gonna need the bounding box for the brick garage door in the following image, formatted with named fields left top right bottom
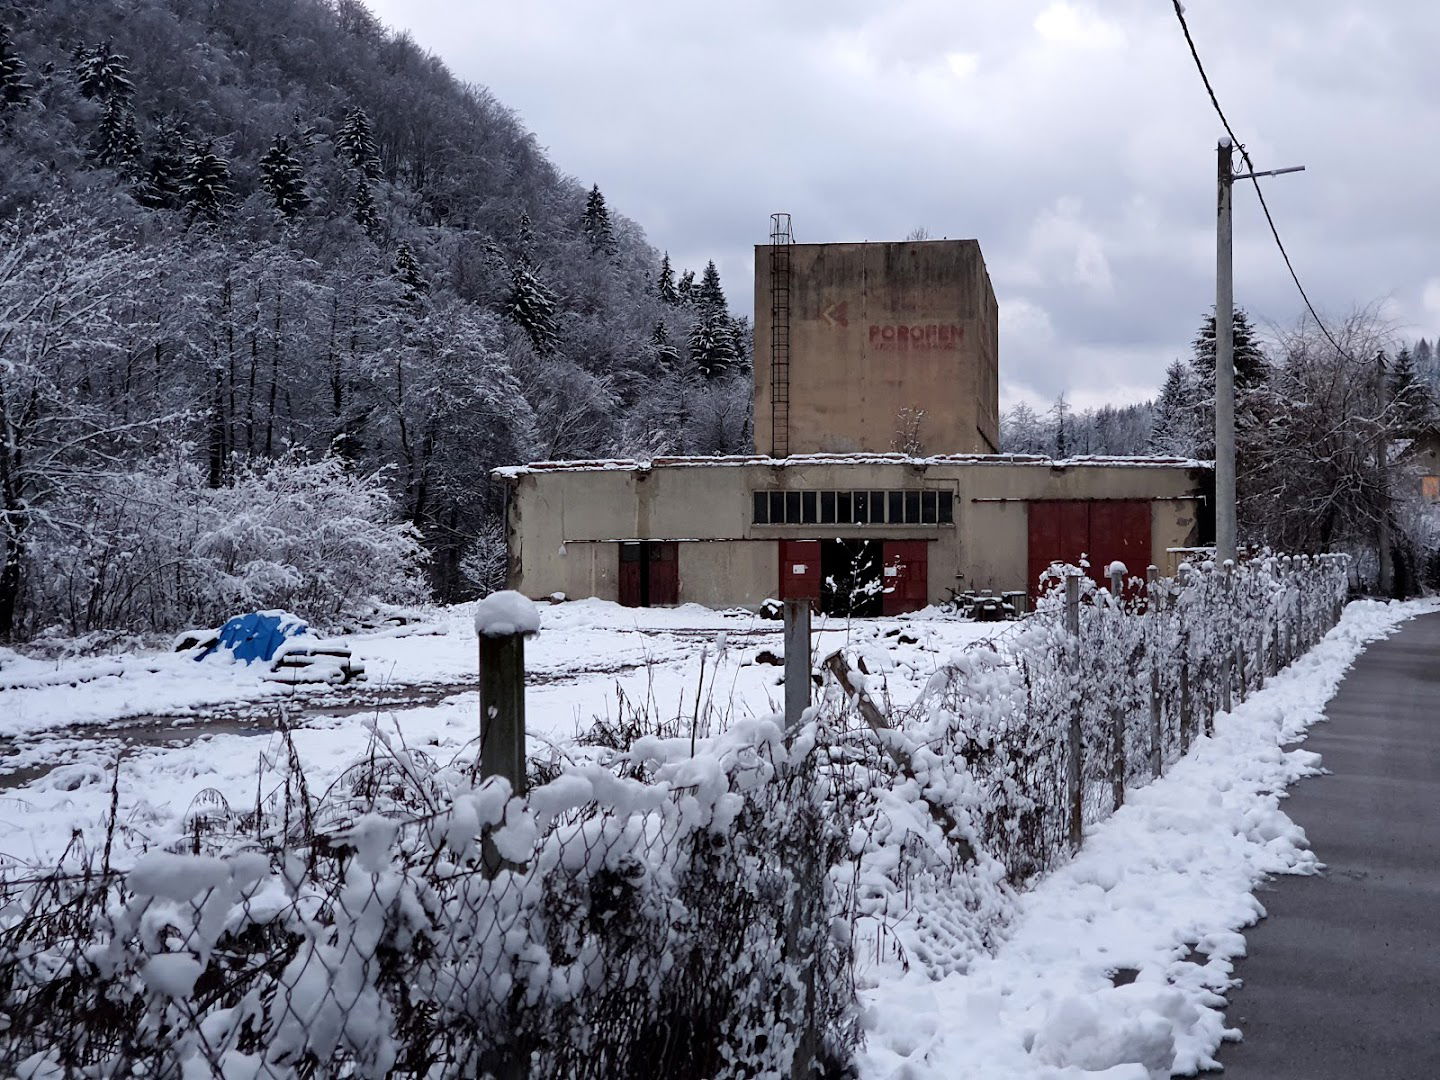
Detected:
left=1026, top=501, right=1151, bottom=596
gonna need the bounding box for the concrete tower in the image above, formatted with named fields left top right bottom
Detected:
left=753, top=238, right=999, bottom=457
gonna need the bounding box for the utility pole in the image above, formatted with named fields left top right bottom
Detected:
left=1214, top=143, right=1305, bottom=565
left=1377, top=349, right=1394, bottom=596
left=1216, top=139, right=1235, bottom=564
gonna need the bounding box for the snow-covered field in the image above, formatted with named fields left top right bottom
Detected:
left=0, top=599, right=1002, bottom=869
left=856, top=597, right=1436, bottom=1080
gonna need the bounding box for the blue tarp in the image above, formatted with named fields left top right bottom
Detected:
left=200, top=611, right=309, bottom=664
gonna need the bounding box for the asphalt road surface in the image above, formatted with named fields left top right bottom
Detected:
left=1218, top=609, right=1440, bottom=1078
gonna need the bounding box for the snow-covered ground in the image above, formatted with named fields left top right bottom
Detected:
left=5, top=594, right=1417, bottom=1078
left=0, top=599, right=1002, bottom=869
left=857, top=597, right=1436, bottom=1080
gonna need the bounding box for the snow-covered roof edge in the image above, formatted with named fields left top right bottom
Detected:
left=492, top=452, right=1214, bottom=480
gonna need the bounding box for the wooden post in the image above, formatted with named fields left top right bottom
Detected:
left=1109, top=564, right=1124, bottom=608
left=783, top=599, right=811, bottom=730
left=1065, top=573, right=1083, bottom=851
left=480, top=632, right=528, bottom=797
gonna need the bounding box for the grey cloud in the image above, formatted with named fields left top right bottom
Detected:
left=367, top=0, right=1440, bottom=407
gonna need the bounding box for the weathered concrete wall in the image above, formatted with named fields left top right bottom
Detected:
left=753, top=240, right=999, bottom=457
left=504, top=458, right=1207, bottom=605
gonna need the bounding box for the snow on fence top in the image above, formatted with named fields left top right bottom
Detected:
left=472, top=589, right=541, bottom=637
left=491, top=451, right=1214, bottom=479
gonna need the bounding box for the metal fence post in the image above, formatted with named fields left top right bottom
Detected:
left=1065, top=574, right=1083, bottom=851
left=783, top=599, right=812, bottom=730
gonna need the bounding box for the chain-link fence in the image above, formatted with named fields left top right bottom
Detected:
left=0, top=554, right=1350, bottom=1077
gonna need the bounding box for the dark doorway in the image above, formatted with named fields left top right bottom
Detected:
left=619, top=541, right=680, bottom=607
left=821, top=539, right=882, bottom=617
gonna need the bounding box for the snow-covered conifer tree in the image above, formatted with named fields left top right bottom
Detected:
left=181, top=142, right=232, bottom=224
left=1390, top=346, right=1433, bottom=433
left=351, top=179, right=380, bottom=235
left=651, top=321, right=679, bottom=371
left=90, top=95, right=142, bottom=171
left=1149, top=359, right=1202, bottom=456
left=73, top=41, right=135, bottom=101
left=688, top=308, right=736, bottom=379
left=336, top=105, right=381, bottom=180
left=259, top=135, right=310, bottom=216
left=506, top=261, right=558, bottom=353
left=582, top=183, right=616, bottom=255
left=657, top=253, right=678, bottom=304
left=697, top=259, right=726, bottom=313
left=0, top=23, right=32, bottom=109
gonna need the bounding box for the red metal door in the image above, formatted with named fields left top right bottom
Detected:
left=779, top=540, right=821, bottom=603
left=648, top=542, right=679, bottom=605
left=1027, top=501, right=1090, bottom=597
left=619, top=542, right=643, bottom=607
left=882, top=540, right=928, bottom=615
left=1026, top=501, right=1152, bottom=597
left=1088, top=502, right=1150, bottom=595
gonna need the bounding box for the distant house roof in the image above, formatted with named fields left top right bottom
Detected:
left=1392, top=426, right=1440, bottom=465
left=492, top=452, right=1214, bottom=480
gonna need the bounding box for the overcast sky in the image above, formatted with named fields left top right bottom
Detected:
left=367, top=0, right=1440, bottom=412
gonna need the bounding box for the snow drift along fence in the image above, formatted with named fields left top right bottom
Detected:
left=0, top=554, right=1350, bottom=1076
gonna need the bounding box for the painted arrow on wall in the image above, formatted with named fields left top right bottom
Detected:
left=820, top=300, right=849, bottom=328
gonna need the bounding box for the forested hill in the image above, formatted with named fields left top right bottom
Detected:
left=0, top=0, right=751, bottom=638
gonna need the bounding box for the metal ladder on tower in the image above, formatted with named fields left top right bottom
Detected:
left=769, top=212, right=793, bottom=458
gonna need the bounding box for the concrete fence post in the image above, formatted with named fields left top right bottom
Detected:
left=783, top=599, right=812, bottom=730
left=1065, top=573, right=1083, bottom=852
left=1109, top=564, right=1124, bottom=608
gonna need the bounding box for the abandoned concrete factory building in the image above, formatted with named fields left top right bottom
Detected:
left=496, top=228, right=1213, bottom=614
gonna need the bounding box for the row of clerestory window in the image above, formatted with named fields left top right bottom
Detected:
left=752, top=489, right=954, bottom=526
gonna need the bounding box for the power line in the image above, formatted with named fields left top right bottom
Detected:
left=1169, top=0, right=1356, bottom=363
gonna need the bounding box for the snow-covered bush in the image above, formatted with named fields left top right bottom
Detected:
left=24, top=451, right=428, bottom=635
left=825, top=553, right=1350, bottom=979
left=0, top=720, right=857, bottom=1078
